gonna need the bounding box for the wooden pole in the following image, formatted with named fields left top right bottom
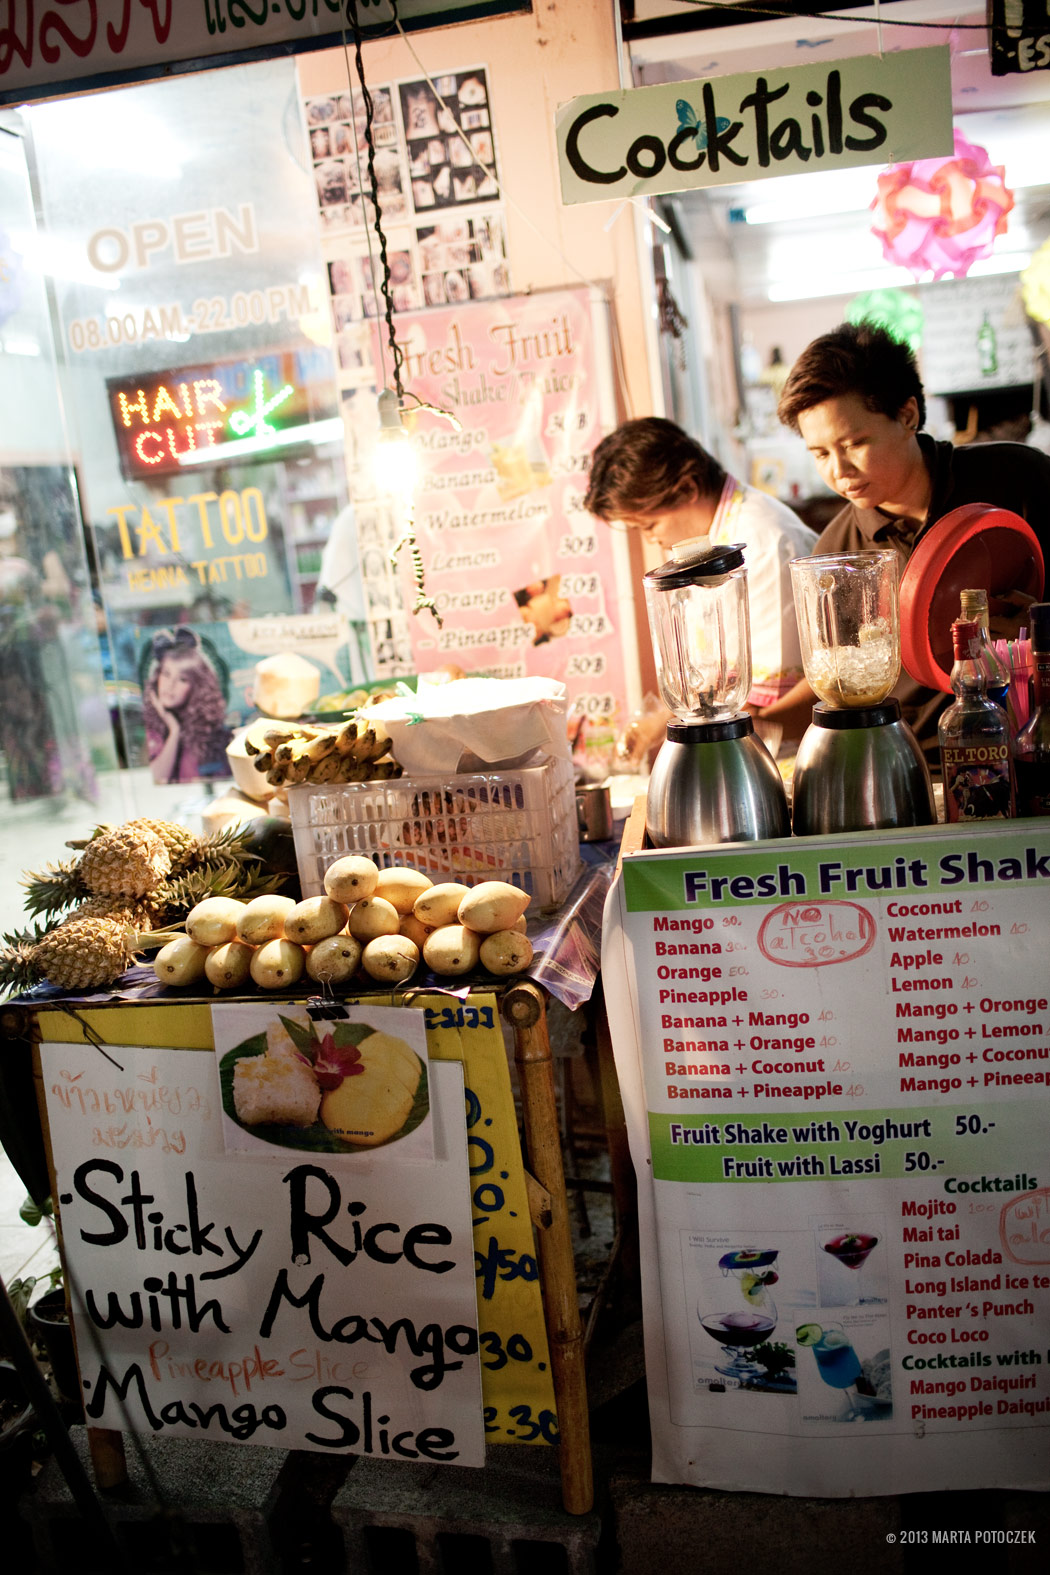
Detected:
left=502, top=981, right=593, bottom=1515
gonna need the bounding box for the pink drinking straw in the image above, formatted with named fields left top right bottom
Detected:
left=1009, top=636, right=1032, bottom=730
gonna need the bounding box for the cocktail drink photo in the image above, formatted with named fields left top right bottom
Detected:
left=820, top=1230, right=883, bottom=1305
left=699, top=1309, right=778, bottom=1379
left=797, top=1322, right=865, bottom=1420
left=698, top=1248, right=781, bottom=1383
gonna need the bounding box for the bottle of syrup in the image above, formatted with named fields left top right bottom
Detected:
left=938, top=619, right=1015, bottom=822
left=958, top=587, right=1012, bottom=718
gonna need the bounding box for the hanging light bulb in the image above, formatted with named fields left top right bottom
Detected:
left=374, top=388, right=419, bottom=495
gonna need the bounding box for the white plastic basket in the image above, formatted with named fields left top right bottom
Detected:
left=288, top=752, right=581, bottom=909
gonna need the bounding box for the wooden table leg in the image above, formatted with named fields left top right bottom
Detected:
left=502, top=982, right=593, bottom=1516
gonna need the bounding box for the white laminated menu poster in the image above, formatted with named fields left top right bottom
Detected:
left=602, top=821, right=1050, bottom=1496
left=41, top=1040, right=485, bottom=1466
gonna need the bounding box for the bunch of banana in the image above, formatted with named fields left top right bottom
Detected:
left=246, top=717, right=402, bottom=789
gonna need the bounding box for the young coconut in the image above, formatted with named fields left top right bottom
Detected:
left=324, top=855, right=379, bottom=904
left=413, top=882, right=472, bottom=929
left=305, top=933, right=363, bottom=986
left=457, top=881, right=531, bottom=934
left=154, top=935, right=210, bottom=987
left=479, top=930, right=534, bottom=976
left=423, top=924, right=481, bottom=976
left=373, top=866, right=433, bottom=914
left=250, top=938, right=306, bottom=989
left=205, top=940, right=254, bottom=991
left=283, top=895, right=350, bottom=946
left=361, top=934, right=419, bottom=983
left=186, top=896, right=247, bottom=947
left=236, top=894, right=298, bottom=946
left=347, top=896, right=400, bottom=942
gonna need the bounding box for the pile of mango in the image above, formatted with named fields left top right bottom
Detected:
left=155, top=860, right=532, bottom=991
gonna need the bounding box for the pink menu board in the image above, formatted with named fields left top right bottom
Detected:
left=378, top=287, right=633, bottom=731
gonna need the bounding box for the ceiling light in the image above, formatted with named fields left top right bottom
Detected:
left=768, top=250, right=1030, bottom=302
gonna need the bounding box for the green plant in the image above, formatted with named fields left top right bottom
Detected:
left=6, top=1195, right=62, bottom=1339
left=7, top=1266, right=62, bottom=1331
left=18, top=1193, right=53, bottom=1228
left=752, top=1341, right=796, bottom=1379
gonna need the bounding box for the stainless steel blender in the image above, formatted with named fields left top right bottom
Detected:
left=643, top=540, right=789, bottom=847
left=789, top=551, right=936, bottom=834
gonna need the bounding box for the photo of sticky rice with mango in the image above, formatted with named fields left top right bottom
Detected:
left=226, top=1006, right=427, bottom=1151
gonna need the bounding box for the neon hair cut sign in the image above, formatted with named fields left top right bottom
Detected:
left=107, top=354, right=313, bottom=479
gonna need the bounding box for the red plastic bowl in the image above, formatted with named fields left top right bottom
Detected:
left=899, top=503, right=1044, bottom=693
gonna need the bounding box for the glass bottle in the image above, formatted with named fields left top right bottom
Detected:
left=938, top=619, right=1015, bottom=822
left=1014, top=602, right=1050, bottom=818
left=958, top=587, right=1012, bottom=716
left=977, top=313, right=998, bottom=377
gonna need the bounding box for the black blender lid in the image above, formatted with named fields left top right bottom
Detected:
left=666, top=714, right=754, bottom=743
left=644, top=541, right=746, bottom=590
left=811, top=699, right=902, bottom=729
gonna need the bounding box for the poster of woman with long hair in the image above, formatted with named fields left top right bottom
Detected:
left=142, top=628, right=232, bottom=785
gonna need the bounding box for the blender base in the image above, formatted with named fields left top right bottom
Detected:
left=646, top=714, right=790, bottom=848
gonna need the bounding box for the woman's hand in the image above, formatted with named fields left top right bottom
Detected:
left=753, top=676, right=817, bottom=743
left=148, top=684, right=182, bottom=784
left=616, top=705, right=671, bottom=767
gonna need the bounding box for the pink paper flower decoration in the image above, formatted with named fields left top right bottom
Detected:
left=871, top=130, right=1014, bottom=281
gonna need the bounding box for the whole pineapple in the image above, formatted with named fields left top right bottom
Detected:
left=78, top=824, right=171, bottom=899
left=69, top=894, right=160, bottom=930
left=0, top=916, right=185, bottom=995
left=123, top=818, right=203, bottom=870
left=20, top=816, right=295, bottom=930
left=29, top=917, right=143, bottom=990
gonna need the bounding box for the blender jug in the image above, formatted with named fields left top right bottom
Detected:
left=790, top=550, right=901, bottom=706
left=643, top=540, right=789, bottom=847
left=789, top=551, right=935, bottom=834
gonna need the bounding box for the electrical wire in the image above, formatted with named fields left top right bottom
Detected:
left=345, top=0, right=404, bottom=399
left=340, top=28, right=385, bottom=388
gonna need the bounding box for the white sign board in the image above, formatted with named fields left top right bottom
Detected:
left=42, top=1038, right=486, bottom=1465
left=602, top=822, right=1050, bottom=1496
left=920, top=274, right=1036, bottom=396
left=557, top=48, right=954, bottom=204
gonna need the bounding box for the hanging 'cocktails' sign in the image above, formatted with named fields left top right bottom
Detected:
left=556, top=47, right=953, bottom=204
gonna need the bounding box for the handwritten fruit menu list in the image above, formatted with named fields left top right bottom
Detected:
left=602, top=821, right=1050, bottom=1497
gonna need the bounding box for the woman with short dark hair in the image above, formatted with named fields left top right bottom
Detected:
left=761, top=322, right=1050, bottom=750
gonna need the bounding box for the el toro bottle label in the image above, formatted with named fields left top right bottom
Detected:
left=941, top=742, right=1014, bottom=821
